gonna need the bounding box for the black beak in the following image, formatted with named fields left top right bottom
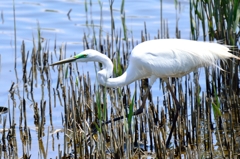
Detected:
left=50, top=57, right=76, bottom=66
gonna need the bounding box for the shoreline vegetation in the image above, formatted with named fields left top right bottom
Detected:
left=0, top=0, right=239, bottom=158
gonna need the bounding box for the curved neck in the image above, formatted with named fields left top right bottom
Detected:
left=98, top=69, right=139, bottom=88
left=95, top=51, right=113, bottom=78
left=95, top=53, right=139, bottom=88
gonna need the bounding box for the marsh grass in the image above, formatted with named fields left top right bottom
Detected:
left=190, top=0, right=240, bottom=158
left=1, top=0, right=240, bottom=158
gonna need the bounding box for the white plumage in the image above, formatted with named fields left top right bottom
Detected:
left=51, top=39, right=239, bottom=87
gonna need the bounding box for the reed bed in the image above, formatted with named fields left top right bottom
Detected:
left=0, top=0, right=239, bottom=158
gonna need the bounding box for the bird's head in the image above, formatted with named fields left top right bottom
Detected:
left=50, top=49, right=100, bottom=66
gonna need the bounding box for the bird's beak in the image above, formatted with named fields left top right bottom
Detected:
left=50, top=57, right=76, bottom=66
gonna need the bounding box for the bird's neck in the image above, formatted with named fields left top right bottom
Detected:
left=96, top=52, right=114, bottom=86
left=96, top=55, right=138, bottom=88
left=96, top=53, right=113, bottom=78
left=98, top=70, right=134, bottom=88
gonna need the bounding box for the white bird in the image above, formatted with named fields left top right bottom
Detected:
left=51, top=39, right=239, bottom=147
left=51, top=39, right=238, bottom=88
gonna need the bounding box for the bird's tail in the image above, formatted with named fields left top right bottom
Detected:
left=209, top=43, right=239, bottom=60
left=207, top=43, right=239, bottom=71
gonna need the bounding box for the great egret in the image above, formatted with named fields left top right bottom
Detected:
left=51, top=39, right=239, bottom=147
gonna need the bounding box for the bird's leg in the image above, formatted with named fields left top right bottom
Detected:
left=133, top=85, right=151, bottom=115
left=134, top=76, right=156, bottom=115
left=165, top=81, right=182, bottom=148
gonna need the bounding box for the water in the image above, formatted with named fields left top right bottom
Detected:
left=0, top=0, right=192, bottom=157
